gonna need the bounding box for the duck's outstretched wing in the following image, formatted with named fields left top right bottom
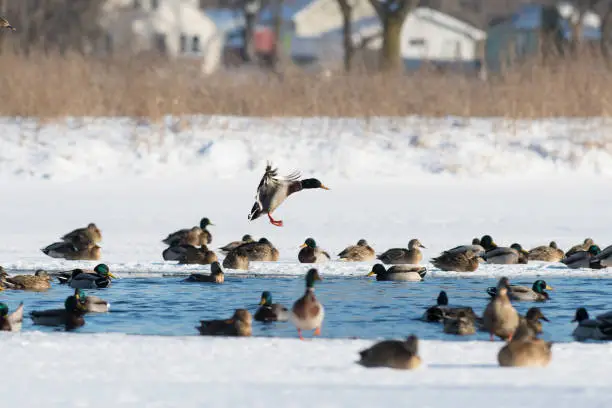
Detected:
left=249, top=162, right=300, bottom=220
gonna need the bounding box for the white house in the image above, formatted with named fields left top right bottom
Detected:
left=100, top=0, right=224, bottom=74
left=312, top=7, right=486, bottom=70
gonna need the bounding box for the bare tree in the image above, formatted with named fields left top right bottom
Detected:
left=368, top=0, right=419, bottom=72
left=336, top=0, right=354, bottom=72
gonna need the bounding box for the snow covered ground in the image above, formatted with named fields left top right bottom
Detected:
left=1, top=116, right=612, bottom=406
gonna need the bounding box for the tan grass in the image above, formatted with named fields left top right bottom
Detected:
left=0, top=51, right=611, bottom=118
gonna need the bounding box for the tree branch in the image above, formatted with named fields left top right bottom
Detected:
left=367, top=0, right=384, bottom=19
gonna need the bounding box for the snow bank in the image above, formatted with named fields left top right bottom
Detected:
left=1, top=116, right=612, bottom=181
left=2, top=332, right=611, bottom=407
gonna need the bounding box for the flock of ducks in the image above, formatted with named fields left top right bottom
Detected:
left=1, top=163, right=611, bottom=370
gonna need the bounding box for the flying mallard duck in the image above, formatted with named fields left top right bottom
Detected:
left=298, top=238, right=331, bottom=263
left=483, top=243, right=528, bottom=264
left=443, top=310, right=476, bottom=336
left=0, top=303, right=23, bottom=332
left=61, top=223, right=102, bottom=247
left=513, top=307, right=549, bottom=339
left=528, top=241, right=564, bottom=262
left=337, top=239, right=375, bottom=262
left=497, top=327, right=553, bottom=367
left=561, top=245, right=602, bottom=269
left=486, top=278, right=553, bottom=302
left=566, top=238, right=596, bottom=257
left=443, top=238, right=485, bottom=256
left=431, top=249, right=481, bottom=272
left=0, top=17, right=16, bottom=32
left=235, top=238, right=279, bottom=261
left=377, top=239, right=425, bottom=265
left=58, top=264, right=115, bottom=289
left=163, top=218, right=213, bottom=246
left=571, top=307, right=612, bottom=341
left=74, top=289, right=110, bottom=313
left=422, top=290, right=477, bottom=323
left=30, top=295, right=87, bottom=330
left=41, top=242, right=101, bottom=260
left=290, top=268, right=324, bottom=340
left=177, top=245, right=218, bottom=265
left=482, top=279, right=520, bottom=341
left=196, top=309, right=252, bottom=336
left=357, top=335, right=421, bottom=370
left=222, top=247, right=249, bottom=270
left=1, top=269, right=51, bottom=291
left=367, top=263, right=426, bottom=282
left=254, top=291, right=289, bottom=322
left=591, top=244, right=612, bottom=269
left=248, top=162, right=330, bottom=227
left=219, top=234, right=254, bottom=254
left=184, top=261, right=225, bottom=283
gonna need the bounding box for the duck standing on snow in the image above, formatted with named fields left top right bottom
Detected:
left=367, top=263, right=426, bottom=282
left=2, top=269, right=51, bottom=291
left=222, top=247, right=250, bottom=270
left=338, top=239, right=375, bottom=262
left=483, top=243, right=528, bottom=265
left=254, top=291, right=289, bottom=322
left=177, top=245, right=218, bottom=265
left=298, top=238, right=331, bottom=263
left=235, top=238, right=280, bottom=261
left=61, top=223, right=102, bottom=247
left=184, top=261, right=225, bottom=283
left=248, top=162, right=330, bottom=227
left=497, top=322, right=553, bottom=367
left=30, top=295, right=87, bottom=331
left=0, top=303, right=23, bottom=332
left=482, top=278, right=520, bottom=341
left=357, top=335, right=422, bottom=370
left=58, top=264, right=116, bottom=289
left=196, top=309, right=252, bottom=337
left=566, top=238, right=596, bottom=257
left=163, top=218, right=214, bottom=246
left=431, top=249, right=481, bottom=272
left=528, top=241, right=564, bottom=262
left=377, top=239, right=426, bottom=265
left=290, top=268, right=324, bottom=340
left=443, top=238, right=485, bottom=256
left=41, top=242, right=101, bottom=261
left=486, top=278, right=553, bottom=302
left=219, top=234, right=254, bottom=254
left=561, top=245, right=602, bottom=269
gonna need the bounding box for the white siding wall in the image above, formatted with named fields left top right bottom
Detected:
left=294, top=0, right=376, bottom=37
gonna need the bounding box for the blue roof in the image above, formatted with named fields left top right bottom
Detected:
left=510, top=4, right=600, bottom=40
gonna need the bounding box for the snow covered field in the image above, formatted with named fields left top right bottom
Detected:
left=1, top=116, right=612, bottom=407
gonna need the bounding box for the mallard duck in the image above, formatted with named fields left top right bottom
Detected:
left=74, top=289, right=110, bottom=313
left=486, top=278, right=552, bottom=302
left=357, top=335, right=421, bottom=370
left=222, top=247, right=249, bottom=270
left=443, top=310, right=476, bottom=336
left=162, top=243, right=193, bottom=261
left=248, top=162, right=330, bottom=227
left=195, top=309, right=252, bottom=336
left=482, top=281, right=520, bottom=341
left=236, top=238, right=279, bottom=261
left=177, top=246, right=218, bottom=265
left=184, top=261, right=224, bottom=283
left=338, top=239, right=375, bottom=262
left=0, top=17, right=16, bottom=31
left=163, top=218, right=214, bottom=246
left=561, top=245, right=602, bottom=269
left=498, top=336, right=553, bottom=367
left=528, top=241, right=564, bottom=262
left=219, top=234, right=254, bottom=254
left=423, top=291, right=477, bottom=322
left=254, top=291, right=289, bottom=322
left=41, top=241, right=101, bottom=260
left=30, top=295, right=87, bottom=330
left=3, top=270, right=51, bottom=291
left=443, top=238, right=485, bottom=256
left=0, top=303, right=23, bottom=332
left=367, top=263, right=426, bottom=282
left=58, top=264, right=115, bottom=289
left=566, top=238, right=596, bottom=257
left=479, top=235, right=497, bottom=251
left=514, top=307, right=549, bottom=339
left=591, top=244, right=612, bottom=269
left=290, top=268, right=324, bottom=340
left=431, top=249, right=481, bottom=272
left=377, top=239, right=425, bottom=265
left=61, top=223, right=102, bottom=247
left=571, top=307, right=612, bottom=341
left=298, top=238, right=331, bottom=263
left=483, top=243, right=528, bottom=265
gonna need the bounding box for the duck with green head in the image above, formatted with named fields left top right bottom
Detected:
left=248, top=162, right=330, bottom=227
left=591, top=244, right=612, bottom=269
left=480, top=235, right=498, bottom=251
left=367, top=263, right=426, bottom=282
left=562, top=245, right=602, bottom=269
left=298, top=238, right=331, bottom=264
left=377, top=239, right=426, bottom=265
left=0, top=302, right=23, bottom=332
left=483, top=242, right=527, bottom=265
left=572, top=307, right=612, bottom=341
left=74, top=288, right=110, bottom=313
left=528, top=241, right=565, bottom=262
left=30, top=295, right=87, bottom=331
left=290, top=269, right=324, bottom=340
left=58, top=264, right=116, bottom=289
left=254, top=291, right=289, bottom=322
left=487, top=278, right=553, bottom=302
left=338, top=239, right=376, bottom=262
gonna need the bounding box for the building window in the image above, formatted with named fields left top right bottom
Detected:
left=409, top=38, right=426, bottom=47
left=192, top=36, right=201, bottom=53
left=180, top=34, right=187, bottom=53
left=154, top=33, right=166, bottom=53
left=151, top=0, right=159, bottom=9
left=133, top=0, right=141, bottom=8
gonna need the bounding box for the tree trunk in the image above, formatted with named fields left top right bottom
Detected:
left=381, top=15, right=404, bottom=72
left=242, top=10, right=255, bottom=62
left=337, top=0, right=353, bottom=72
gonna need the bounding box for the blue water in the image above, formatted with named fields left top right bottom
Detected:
left=1, top=274, right=610, bottom=341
